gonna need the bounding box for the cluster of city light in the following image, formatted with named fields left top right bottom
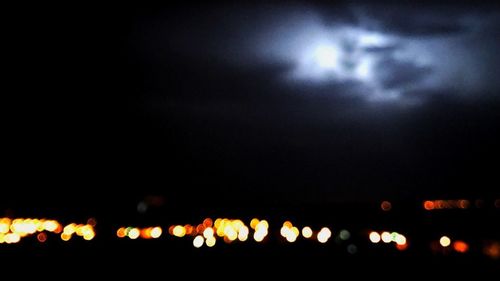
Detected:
left=438, top=235, right=469, bottom=253
left=4, top=215, right=499, bottom=261
left=423, top=199, right=472, bottom=211
left=165, top=218, right=266, bottom=248
left=0, top=217, right=95, bottom=244
left=251, top=218, right=269, bottom=242
left=280, top=221, right=334, bottom=243
left=369, top=231, right=408, bottom=250
left=61, top=222, right=96, bottom=241
left=191, top=218, right=252, bottom=248
left=280, top=221, right=300, bottom=242
left=116, top=226, right=162, bottom=239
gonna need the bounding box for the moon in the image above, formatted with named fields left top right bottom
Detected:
left=313, top=45, right=338, bottom=69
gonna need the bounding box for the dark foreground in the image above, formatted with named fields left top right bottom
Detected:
left=1, top=198, right=499, bottom=276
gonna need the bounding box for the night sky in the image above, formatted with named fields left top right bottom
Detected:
left=4, top=1, right=500, bottom=211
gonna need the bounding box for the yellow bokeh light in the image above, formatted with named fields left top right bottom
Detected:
left=250, top=218, right=259, bottom=230
left=83, top=232, right=95, bottom=241
left=369, top=232, right=381, bottom=243
left=5, top=233, right=21, bottom=244
left=381, top=232, right=392, bottom=243
left=214, top=218, right=222, bottom=229
left=63, top=223, right=77, bottom=235
left=0, top=222, right=9, bottom=234
left=61, top=233, right=72, bottom=241
left=43, top=220, right=59, bottom=232
left=36, top=220, right=45, bottom=232
left=0, top=218, right=11, bottom=227
left=173, top=225, right=186, bottom=238
left=80, top=225, right=93, bottom=237
left=151, top=227, right=162, bottom=238
left=302, top=227, right=313, bottom=238
left=193, top=235, right=204, bottom=248
left=440, top=236, right=451, bottom=247
left=231, top=220, right=244, bottom=230
left=258, top=220, right=269, bottom=229
left=128, top=228, right=140, bottom=239
left=206, top=236, right=216, bottom=247
left=216, top=227, right=225, bottom=237
left=11, top=219, right=37, bottom=236
left=75, top=224, right=85, bottom=236
left=283, top=221, right=293, bottom=228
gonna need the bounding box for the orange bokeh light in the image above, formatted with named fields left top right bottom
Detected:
left=203, top=218, right=213, bottom=228
left=453, top=241, right=469, bottom=253
left=396, top=243, right=408, bottom=251
left=423, top=201, right=435, bottom=210
left=381, top=201, right=392, bottom=211
left=116, top=227, right=126, bottom=238
left=37, top=232, right=47, bottom=243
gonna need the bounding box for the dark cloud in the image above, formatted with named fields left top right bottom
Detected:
left=113, top=2, right=500, bottom=201
left=371, top=16, right=467, bottom=37
left=353, top=3, right=499, bottom=37
left=375, top=56, right=433, bottom=90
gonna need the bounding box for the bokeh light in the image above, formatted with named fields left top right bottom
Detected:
left=381, top=232, right=392, bottom=243
left=381, top=201, right=392, bottom=211
left=173, top=225, right=186, bottom=238
left=317, top=227, right=331, bottom=243
left=302, top=227, right=313, bottom=239
left=128, top=228, right=140, bottom=240
left=37, top=232, right=47, bottom=243
left=193, top=235, right=204, bottom=248
left=369, top=232, right=381, bottom=243
left=440, top=236, right=451, bottom=247
left=339, top=229, right=350, bottom=241
left=206, top=236, right=216, bottom=247
left=453, top=241, right=469, bottom=253
left=151, top=227, right=162, bottom=239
